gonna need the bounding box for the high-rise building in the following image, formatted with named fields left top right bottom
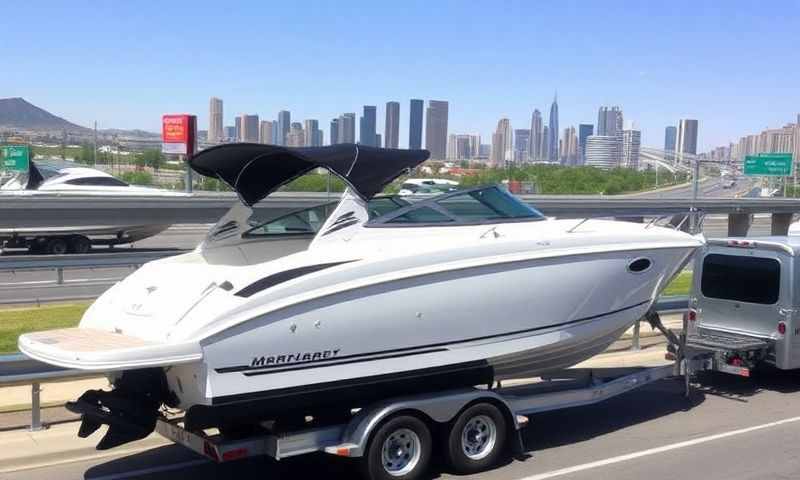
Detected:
left=622, top=129, right=641, bottom=170
left=469, top=135, right=481, bottom=158
left=338, top=113, right=356, bottom=144
left=514, top=129, right=530, bottom=164
left=548, top=94, right=559, bottom=162
left=448, top=134, right=477, bottom=160
left=277, top=110, right=291, bottom=146
left=529, top=109, right=543, bottom=161
left=330, top=119, right=339, bottom=146
left=208, top=97, right=224, bottom=144
left=561, top=126, right=578, bottom=165
left=578, top=124, right=594, bottom=165
left=676, top=119, right=699, bottom=163
left=286, top=122, right=305, bottom=147
left=597, top=106, right=624, bottom=164
left=384, top=101, right=400, bottom=149
left=409, top=99, right=424, bottom=150
left=490, top=118, right=512, bottom=166
left=541, top=125, right=550, bottom=161
left=375, top=134, right=382, bottom=148
left=234, top=116, right=242, bottom=141
left=224, top=126, right=235, bottom=141
left=664, top=126, right=677, bottom=152
left=241, top=114, right=259, bottom=143
left=304, top=119, right=321, bottom=147
left=425, top=100, right=448, bottom=160
left=584, top=136, right=619, bottom=170
left=259, top=120, right=273, bottom=144
left=359, top=106, right=377, bottom=146
left=271, top=121, right=279, bottom=144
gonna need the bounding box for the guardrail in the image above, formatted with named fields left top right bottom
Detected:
left=0, top=296, right=690, bottom=431
left=2, top=190, right=799, bottom=228
left=0, top=250, right=186, bottom=305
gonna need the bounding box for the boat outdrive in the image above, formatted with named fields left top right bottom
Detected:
left=19, top=143, right=704, bottom=449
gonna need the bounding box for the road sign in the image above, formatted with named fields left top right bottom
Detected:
left=0, top=145, right=30, bottom=172
left=743, top=153, right=792, bottom=176
left=162, top=114, right=197, bottom=156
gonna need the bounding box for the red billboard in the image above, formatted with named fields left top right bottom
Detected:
left=162, top=114, right=196, bottom=156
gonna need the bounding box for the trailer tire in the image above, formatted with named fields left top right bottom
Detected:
left=360, top=414, right=431, bottom=480
left=445, top=402, right=507, bottom=474
left=45, top=238, right=68, bottom=255
left=68, top=235, right=91, bottom=254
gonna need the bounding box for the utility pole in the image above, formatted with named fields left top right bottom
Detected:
left=690, top=159, right=701, bottom=234
left=93, top=121, right=97, bottom=165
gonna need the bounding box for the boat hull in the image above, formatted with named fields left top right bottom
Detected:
left=168, top=244, right=694, bottom=412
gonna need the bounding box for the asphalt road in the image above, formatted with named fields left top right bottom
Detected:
left=6, top=369, right=800, bottom=480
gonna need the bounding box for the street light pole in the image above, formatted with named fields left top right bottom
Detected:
left=690, top=159, right=700, bottom=233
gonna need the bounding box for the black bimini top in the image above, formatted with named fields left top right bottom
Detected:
left=189, top=143, right=430, bottom=206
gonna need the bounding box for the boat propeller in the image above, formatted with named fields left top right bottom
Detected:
left=65, top=369, right=170, bottom=450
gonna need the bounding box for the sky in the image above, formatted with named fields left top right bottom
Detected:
left=2, top=0, right=799, bottom=151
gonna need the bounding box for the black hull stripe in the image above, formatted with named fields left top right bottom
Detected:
left=216, top=299, right=650, bottom=376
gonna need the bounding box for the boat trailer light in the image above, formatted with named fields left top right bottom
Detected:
left=686, top=309, right=697, bottom=322
left=778, top=322, right=787, bottom=335
left=727, top=239, right=755, bottom=248
left=325, top=443, right=358, bottom=457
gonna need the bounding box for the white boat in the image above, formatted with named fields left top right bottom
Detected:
left=0, top=161, right=174, bottom=253
left=18, top=144, right=703, bottom=449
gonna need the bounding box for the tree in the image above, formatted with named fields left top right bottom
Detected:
left=141, top=149, right=164, bottom=171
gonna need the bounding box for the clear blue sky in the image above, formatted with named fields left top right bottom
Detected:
left=3, top=0, right=798, bottom=151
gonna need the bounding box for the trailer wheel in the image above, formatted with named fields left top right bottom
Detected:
left=45, top=238, right=68, bottom=255
left=360, top=414, right=431, bottom=480
left=445, top=403, right=507, bottom=474
left=68, top=235, right=91, bottom=254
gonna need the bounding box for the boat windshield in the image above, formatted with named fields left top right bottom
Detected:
left=368, top=186, right=544, bottom=226
left=244, top=196, right=412, bottom=236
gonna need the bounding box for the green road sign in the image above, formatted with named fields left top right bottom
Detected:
left=743, top=153, right=793, bottom=176
left=0, top=145, right=30, bottom=172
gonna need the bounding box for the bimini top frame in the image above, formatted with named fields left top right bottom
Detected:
left=189, top=143, right=430, bottom=206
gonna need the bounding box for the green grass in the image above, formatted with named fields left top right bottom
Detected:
left=663, top=270, right=692, bottom=297
left=0, top=303, right=89, bottom=353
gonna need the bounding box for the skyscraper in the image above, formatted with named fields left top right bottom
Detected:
left=375, top=134, right=382, bottom=148
left=562, top=126, right=577, bottom=165
left=271, top=121, right=279, bottom=144
left=234, top=116, right=242, bottom=141
left=584, top=136, right=619, bottom=170
left=385, top=101, right=400, bottom=149
left=224, top=126, right=235, bottom=141
left=548, top=94, right=559, bottom=162
left=286, top=122, right=305, bottom=147
left=514, top=129, right=530, bottom=164
left=277, top=110, right=291, bottom=146
left=664, top=126, right=677, bottom=152
left=529, top=109, right=543, bottom=161
left=490, top=118, right=513, bottom=166
left=623, top=129, right=641, bottom=170
left=676, top=119, right=699, bottom=161
left=208, top=97, right=224, bottom=144
left=409, top=99, right=424, bottom=150
left=425, top=100, right=449, bottom=160
left=338, top=113, right=356, bottom=144
left=304, top=119, right=321, bottom=147
left=578, top=124, right=594, bottom=165
left=359, top=106, right=377, bottom=146
left=259, top=120, right=273, bottom=144
left=541, top=126, right=550, bottom=161
left=330, top=119, right=339, bottom=145
left=597, top=106, right=624, bottom=165
left=241, top=114, right=259, bottom=142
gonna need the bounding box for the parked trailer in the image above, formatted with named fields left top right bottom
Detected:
left=156, top=314, right=706, bottom=480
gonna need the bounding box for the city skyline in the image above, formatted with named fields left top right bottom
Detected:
left=2, top=2, right=797, bottom=151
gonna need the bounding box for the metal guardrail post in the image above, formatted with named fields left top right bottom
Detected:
left=29, top=382, right=45, bottom=431
left=56, top=267, right=64, bottom=285
left=631, top=320, right=641, bottom=351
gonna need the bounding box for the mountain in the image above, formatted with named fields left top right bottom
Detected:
left=0, top=97, right=89, bottom=132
